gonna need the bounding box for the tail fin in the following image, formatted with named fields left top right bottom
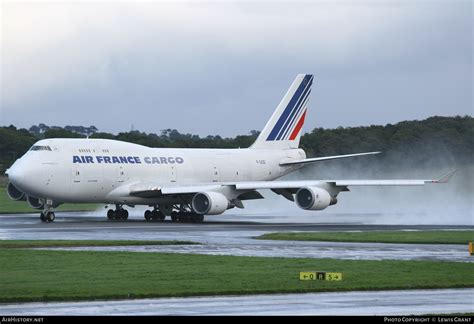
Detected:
left=251, top=74, right=313, bottom=149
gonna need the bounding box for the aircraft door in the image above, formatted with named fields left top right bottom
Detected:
left=72, top=168, right=81, bottom=183
left=170, top=165, right=177, bottom=183
left=118, top=166, right=125, bottom=183
left=212, top=166, right=219, bottom=182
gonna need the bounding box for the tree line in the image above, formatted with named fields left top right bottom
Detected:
left=0, top=115, right=472, bottom=174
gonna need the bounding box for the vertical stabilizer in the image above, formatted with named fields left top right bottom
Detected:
left=251, top=74, right=313, bottom=149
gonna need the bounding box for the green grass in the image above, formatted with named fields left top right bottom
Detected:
left=0, top=240, right=199, bottom=249
left=0, top=187, right=99, bottom=213
left=0, top=249, right=473, bottom=302
left=257, top=231, right=474, bottom=245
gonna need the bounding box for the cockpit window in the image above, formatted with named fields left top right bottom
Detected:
left=30, top=145, right=52, bottom=151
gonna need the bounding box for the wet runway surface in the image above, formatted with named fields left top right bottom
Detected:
left=2, top=289, right=473, bottom=315
left=0, top=213, right=472, bottom=262
left=1, top=213, right=473, bottom=315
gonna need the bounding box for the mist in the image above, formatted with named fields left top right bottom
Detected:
left=227, top=149, right=473, bottom=225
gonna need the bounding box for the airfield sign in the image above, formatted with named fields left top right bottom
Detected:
left=299, top=271, right=343, bottom=281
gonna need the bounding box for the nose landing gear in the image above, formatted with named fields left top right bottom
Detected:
left=40, top=211, right=55, bottom=223
left=39, top=201, right=56, bottom=223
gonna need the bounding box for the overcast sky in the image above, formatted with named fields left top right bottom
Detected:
left=1, top=0, right=472, bottom=137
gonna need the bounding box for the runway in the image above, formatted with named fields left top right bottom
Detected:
left=1, top=212, right=473, bottom=315
left=0, top=213, right=472, bottom=262
left=1, top=289, right=473, bottom=315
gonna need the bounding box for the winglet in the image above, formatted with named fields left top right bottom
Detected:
left=433, top=170, right=457, bottom=183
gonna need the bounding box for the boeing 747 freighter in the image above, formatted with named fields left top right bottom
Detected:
left=5, top=74, right=451, bottom=222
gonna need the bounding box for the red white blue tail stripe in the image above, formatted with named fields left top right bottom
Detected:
left=266, top=74, right=313, bottom=141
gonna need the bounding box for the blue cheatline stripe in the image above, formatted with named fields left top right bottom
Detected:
left=283, top=92, right=311, bottom=140
left=266, top=74, right=313, bottom=141
left=276, top=78, right=312, bottom=140
left=280, top=88, right=312, bottom=140
left=276, top=78, right=313, bottom=141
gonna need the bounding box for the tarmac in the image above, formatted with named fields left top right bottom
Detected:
left=0, top=212, right=472, bottom=315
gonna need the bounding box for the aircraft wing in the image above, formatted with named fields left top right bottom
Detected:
left=235, top=170, right=456, bottom=190
left=236, top=179, right=437, bottom=189
left=129, top=171, right=455, bottom=198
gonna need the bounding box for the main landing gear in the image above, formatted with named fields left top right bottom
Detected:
left=144, top=204, right=205, bottom=223
left=166, top=202, right=205, bottom=223
left=104, top=204, right=206, bottom=223
left=144, top=208, right=166, bottom=222
left=107, top=205, right=129, bottom=221
left=170, top=211, right=204, bottom=223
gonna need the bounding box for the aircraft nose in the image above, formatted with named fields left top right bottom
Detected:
left=7, top=163, right=20, bottom=182
left=6, top=160, right=26, bottom=188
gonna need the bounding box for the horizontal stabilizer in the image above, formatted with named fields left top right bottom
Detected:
left=279, top=151, right=380, bottom=166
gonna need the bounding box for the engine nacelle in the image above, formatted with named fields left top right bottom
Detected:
left=295, top=187, right=333, bottom=211
left=192, top=192, right=230, bottom=215
left=7, top=182, right=25, bottom=201
left=27, top=196, right=44, bottom=209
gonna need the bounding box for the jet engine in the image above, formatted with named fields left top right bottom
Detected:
left=7, top=182, right=25, bottom=201
left=295, top=187, right=336, bottom=211
left=192, top=192, right=230, bottom=215
left=26, top=196, right=44, bottom=209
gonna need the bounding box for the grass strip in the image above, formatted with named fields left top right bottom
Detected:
left=256, top=231, right=474, bottom=245
left=0, top=249, right=473, bottom=302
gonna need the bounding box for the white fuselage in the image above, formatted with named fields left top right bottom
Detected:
left=8, top=138, right=305, bottom=204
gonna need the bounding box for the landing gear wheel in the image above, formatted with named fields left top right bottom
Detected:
left=144, top=210, right=152, bottom=221
left=107, top=206, right=128, bottom=221
left=158, top=212, right=166, bottom=221
left=120, top=209, right=129, bottom=220
left=46, top=212, right=56, bottom=223
left=191, top=213, right=204, bottom=223
left=171, top=212, right=178, bottom=223
left=151, top=210, right=165, bottom=222
left=40, top=211, right=55, bottom=222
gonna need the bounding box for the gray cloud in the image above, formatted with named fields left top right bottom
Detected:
left=1, top=1, right=472, bottom=136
